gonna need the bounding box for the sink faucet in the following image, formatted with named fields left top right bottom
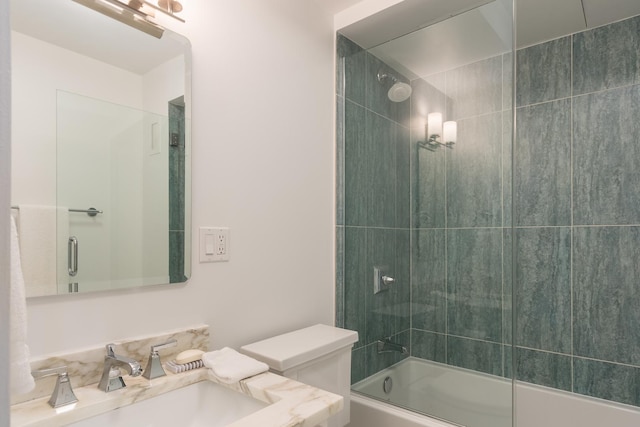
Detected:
left=98, top=343, right=143, bottom=392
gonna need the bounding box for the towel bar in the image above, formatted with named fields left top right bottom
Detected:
left=10, top=206, right=103, bottom=217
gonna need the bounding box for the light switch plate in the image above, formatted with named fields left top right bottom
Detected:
left=199, top=227, right=230, bottom=262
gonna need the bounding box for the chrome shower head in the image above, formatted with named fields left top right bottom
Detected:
left=377, top=70, right=412, bottom=102
left=388, top=82, right=412, bottom=102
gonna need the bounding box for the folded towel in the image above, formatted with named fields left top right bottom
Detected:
left=10, top=216, right=35, bottom=394
left=202, top=347, right=268, bottom=384
left=17, top=205, right=66, bottom=297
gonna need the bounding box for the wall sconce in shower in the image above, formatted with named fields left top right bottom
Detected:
left=418, top=112, right=457, bottom=152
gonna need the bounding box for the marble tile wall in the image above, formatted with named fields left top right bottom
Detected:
left=12, top=325, right=209, bottom=405
left=169, top=101, right=186, bottom=283
left=336, top=35, right=411, bottom=384
left=513, top=14, right=640, bottom=407
left=337, top=13, right=640, bottom=409
left=409, top=50, right=513, bottom=381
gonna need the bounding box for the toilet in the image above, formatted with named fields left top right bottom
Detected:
left=240, top=324, right=358, bottom=427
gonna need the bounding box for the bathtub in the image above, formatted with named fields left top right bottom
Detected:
left=348, top=357, right=640, bottom=427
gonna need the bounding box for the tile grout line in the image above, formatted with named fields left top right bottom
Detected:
left=409, top=80, right=413, bottom=357
left=444, top=69, right=449, bottom=364
left=500, top=54, right=506, bottom=377
left=517, top=80, right=640, bottom=111
left=570, top=33, right=575, bottom=394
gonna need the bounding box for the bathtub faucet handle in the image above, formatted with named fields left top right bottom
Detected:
left=374, top=266, right=396, bottom=294
left=382, top=275, right=395, bottom=286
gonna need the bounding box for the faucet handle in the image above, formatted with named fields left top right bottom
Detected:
left=151, top=339, right=177, bottom=354
left=32, top=366, right=79, bottom=408
left=105, top=343, right=117, bottom=357
left=143, top=339, right=177, bottom=380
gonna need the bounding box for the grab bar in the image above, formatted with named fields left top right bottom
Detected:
left=68, top=236, right=78, bottom=277
left=11, top=206, right=103, bottom=217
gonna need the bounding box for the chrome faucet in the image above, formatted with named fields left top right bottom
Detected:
left=32, top=366, right=79, bottom=408
left=142, top=339, right=177, bottom=380
left=98, top=343, right=143, bottom=392
left=377, top=337, right=408, bottom=355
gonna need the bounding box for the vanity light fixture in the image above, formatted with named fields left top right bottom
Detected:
left=419, top=112, right=457, bottom=151
left=128, top=0, right=186, bottom=22
left=73, top=0, right=166, bottom=38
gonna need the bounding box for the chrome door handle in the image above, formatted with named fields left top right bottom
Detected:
left=68, top=236, right=78, bottom=276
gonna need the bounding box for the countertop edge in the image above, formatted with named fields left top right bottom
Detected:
left=10, top=368, right=343, bottom=427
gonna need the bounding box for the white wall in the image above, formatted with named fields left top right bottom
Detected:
left=21, top=0, right=336, bottom=358
left=10, top=32, right=142, bottom=208
left=1, top=0, right=12, bottom=422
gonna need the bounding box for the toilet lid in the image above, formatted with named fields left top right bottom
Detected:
left=240, top=324, right=358, bottom=372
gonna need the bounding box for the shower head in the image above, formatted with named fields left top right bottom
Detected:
left=377, top=70, right=412, bottom=102
left=388, top=82, right=412, bottom=102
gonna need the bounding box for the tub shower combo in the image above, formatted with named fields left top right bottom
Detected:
left=336, top=1, right=640, bottom=426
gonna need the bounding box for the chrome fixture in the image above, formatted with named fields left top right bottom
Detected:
left=377, top=69, right=412, bottom=102
left=127, top=0, right=186, bottom=21
left=98, top=344, right=143, bottom=392
left=32, top=366, right=79, bottom=408
left=383, top=376, right=393, bottom=394
left=418, top=112, right=457, bottom=151
left=68, top=237, right=78, bottom=277
left=374, top=266, right=395, bottom=294
left=10, top=206, right=103, bottom=217
left=72, top=0, right=166, bottom=38
left=142, top=339, right=177, bottom=380
left=157, top=0, right=183, bottom=14
left=377, top=337, right=408, bottom=355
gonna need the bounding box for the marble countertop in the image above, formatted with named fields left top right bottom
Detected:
left=10, top=368, right=344, bottom=427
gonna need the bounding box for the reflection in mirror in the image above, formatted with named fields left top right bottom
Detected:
left=10, top=0, right=191, bottom=297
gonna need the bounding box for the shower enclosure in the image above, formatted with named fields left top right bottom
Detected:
left=336, top=1, right=640, bottom=426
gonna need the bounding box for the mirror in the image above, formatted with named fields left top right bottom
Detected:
left=10, top=0, right=191, bottom=297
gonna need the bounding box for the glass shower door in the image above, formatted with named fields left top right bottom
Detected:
left=336, top=1, right=514, bottom=426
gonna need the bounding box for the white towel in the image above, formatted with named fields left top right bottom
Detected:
left=202, top=347, right=268, bottom=384
left=10, top=216, right=35, bottom=395
left=17, top=205, right=68, bottom=297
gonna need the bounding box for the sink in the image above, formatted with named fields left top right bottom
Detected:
left=68, top=381, right=268, bottom=427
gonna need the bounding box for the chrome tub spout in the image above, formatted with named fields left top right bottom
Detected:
left=377, top=337, right=408, bottom=355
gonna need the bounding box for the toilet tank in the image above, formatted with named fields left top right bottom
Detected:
left=240, top=324, right=358, bottom=427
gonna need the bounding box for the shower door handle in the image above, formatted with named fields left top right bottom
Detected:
left=68, top=236, right=78, bottom=277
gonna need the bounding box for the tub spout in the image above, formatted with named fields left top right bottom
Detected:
left=377, top=337, right=408, bottom=355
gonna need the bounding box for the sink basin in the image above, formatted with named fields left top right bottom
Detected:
left=68, top=381, right=268, bottom=427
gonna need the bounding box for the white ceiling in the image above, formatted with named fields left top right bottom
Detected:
left=314, top=0, right=362, bottom=16
left=335, top=0, right=640, bottom=79
left=13, top=0, right=640, bottom=78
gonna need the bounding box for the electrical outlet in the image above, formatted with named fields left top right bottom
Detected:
left=215, top=228, right=229, bottom=258
left=199, top=227, right=230, bottom=262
